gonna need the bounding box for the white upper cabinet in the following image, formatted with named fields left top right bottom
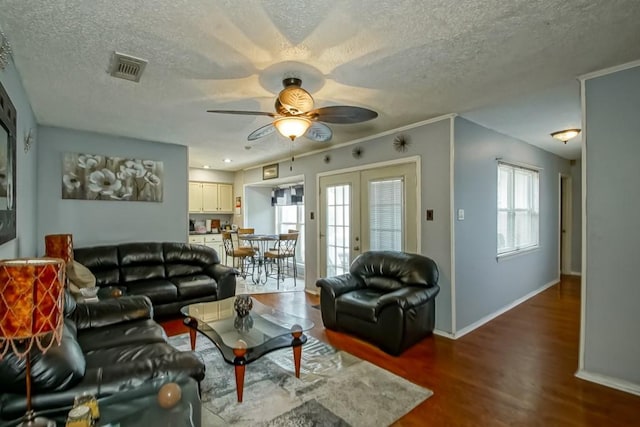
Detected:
left=189, top=182, right=233, bottom=213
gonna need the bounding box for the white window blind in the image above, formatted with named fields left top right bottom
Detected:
left=497, top=162, right=539, bottom=256
left=369, top=178, right=403, bottom=251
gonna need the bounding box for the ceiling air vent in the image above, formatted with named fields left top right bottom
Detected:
left=110, top=52, right=147, bottom=82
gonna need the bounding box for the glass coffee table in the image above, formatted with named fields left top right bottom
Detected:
left=180, top=296, right=314, bottom=402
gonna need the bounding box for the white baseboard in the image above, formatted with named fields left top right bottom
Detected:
left=433, top=329, right=455, bottom=339
left=451, top=278, right=559, bottom=339
left=576, top=369, right=640, bottom=396
left=304, top=288, right=319, bottom=296
left=569, top=271, right=582, bottom=276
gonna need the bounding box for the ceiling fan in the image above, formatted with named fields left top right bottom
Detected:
left=206, top=77, right=378, bottom=142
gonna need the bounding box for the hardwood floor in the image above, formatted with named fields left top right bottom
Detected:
left=162, top=276, right=640, bottom=426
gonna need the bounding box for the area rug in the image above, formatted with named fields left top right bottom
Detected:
left=168, top=334, right=432, bottom=426
left=235, top=275, right=303, bottom=295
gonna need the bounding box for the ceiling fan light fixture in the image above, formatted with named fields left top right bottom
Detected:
left=551, top=128, right=581, bottom=144
left=274, top=117, right=311, bottom=141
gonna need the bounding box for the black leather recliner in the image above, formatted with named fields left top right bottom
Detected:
left=316, top=251, right=440, bottom=355
left=0, top=292, right=205, bottom=424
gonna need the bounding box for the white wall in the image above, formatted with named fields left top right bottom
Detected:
left=36, top=126, right=188, bottom=251
left=580, top=64, right=640, bottom=391
left=0, top=60, right=38, bottom=258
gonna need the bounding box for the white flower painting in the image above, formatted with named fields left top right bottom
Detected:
left=62, top=153, right=163, bottom=202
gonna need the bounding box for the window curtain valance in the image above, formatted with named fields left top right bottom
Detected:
left=271, top=185, right=304, bottom=206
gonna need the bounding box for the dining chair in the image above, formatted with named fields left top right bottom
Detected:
left=237, top=228, right=259, bottom=252
left=264, top=232, right=299, bottom=287
left=222, top=231, right=255, bottom=279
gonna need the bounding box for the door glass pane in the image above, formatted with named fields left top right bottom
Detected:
left=326, top=183, right=351, bottom=277
left=369, top=178, right=403, bottom=251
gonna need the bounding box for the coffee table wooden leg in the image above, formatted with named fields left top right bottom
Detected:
left=234, top=365, right=246, bottom=403
left=184, top=317, right=198, bottom=351
left=293, top=344, right=302, bottom=378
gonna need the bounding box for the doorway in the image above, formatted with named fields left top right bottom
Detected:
left=319, top=162, right=418, bottom=277
left=559, top=174, right=572, bottom=275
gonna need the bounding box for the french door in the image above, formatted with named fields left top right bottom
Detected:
left=319, top=163, right=417, bottom=277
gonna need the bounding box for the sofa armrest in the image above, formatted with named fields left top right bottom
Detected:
left=315, top=274, right=363, bottom=299
left=375, top=285, right=440, bottom=315
left=206, top=263, right=237, bottom=299
left=72, top=296, right=154, bottom=330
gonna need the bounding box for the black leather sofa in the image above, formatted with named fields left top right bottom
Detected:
left=74, top=242, right=237, bottom=317
left=316, top=251, right=440, bottom=355
left=0, top=292, right=205, bottom=424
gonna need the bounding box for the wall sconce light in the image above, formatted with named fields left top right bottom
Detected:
left=551, top=129, right=581, bottom=144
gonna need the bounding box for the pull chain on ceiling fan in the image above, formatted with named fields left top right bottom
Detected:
left=207, top=77, right=378, bottom=143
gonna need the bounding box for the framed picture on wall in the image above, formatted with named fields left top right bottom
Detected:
left=263, top=163, right=279, bottom=180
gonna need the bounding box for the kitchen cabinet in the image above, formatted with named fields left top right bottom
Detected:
left=187, top=234, right=229, bottom=266
left=188, top=182, right=233, bottom=213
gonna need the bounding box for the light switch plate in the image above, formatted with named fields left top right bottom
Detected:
left=457, top=209, right=465, bottom=220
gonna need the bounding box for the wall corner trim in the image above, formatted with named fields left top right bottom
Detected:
left=451, top=278, right=558, bottom=339
left=579, top=59, right=640, bottom=82
left=575, top=370, right=640, bottom=397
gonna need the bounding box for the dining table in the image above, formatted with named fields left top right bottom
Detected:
left=238, top=233, right=279, bottom=284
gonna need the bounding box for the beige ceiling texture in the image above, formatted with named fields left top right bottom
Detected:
left=1, top=0, right=639, bottom=170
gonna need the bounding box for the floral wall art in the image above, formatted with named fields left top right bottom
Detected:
left=62, top=153, right=163, bottom=202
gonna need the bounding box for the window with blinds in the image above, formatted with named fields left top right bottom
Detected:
left=497, top=162, right=540, bottom=256
left=369, top=178, right=403, bottom=251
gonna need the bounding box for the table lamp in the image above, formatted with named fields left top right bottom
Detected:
left=0, top=258, right=66, bottom=427
left=44, top=234, right=74, bottom=264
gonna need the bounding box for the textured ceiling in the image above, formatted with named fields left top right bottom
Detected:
left=1, top=0, right=639, bottom=170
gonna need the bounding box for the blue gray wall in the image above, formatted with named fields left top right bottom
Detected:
left=454, top=117, right=570, bottom=331
left=245, top=186, right=275, bottom=234
left=0, top=61, right=38, bottom=258
left=241, top=118, right=454, bottom=333
left=36, top=126, right=188, bottom=251
left=582, top=65, right=640, bottom=387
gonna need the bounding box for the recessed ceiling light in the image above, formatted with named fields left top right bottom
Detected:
left=203, top=165, right=211, bottom=169
left=223, top=158, right=232, bottom=163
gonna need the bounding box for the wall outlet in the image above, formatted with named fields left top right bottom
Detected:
left=457, top=209, right=465, bottom=220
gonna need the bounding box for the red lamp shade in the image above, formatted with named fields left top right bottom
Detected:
left=0, top=258, right=66, bottom=358
left=44, top=234, right=74, bottom=264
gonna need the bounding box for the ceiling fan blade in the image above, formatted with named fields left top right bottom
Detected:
left=307, top=106, right=378, bottom=124
left=247, top=123, right=276, bottom=141
left=305, top=122, right=333, bottom=142
left=207, top=109, right=277, bottom=117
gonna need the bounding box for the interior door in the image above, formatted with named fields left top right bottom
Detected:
left=319, top=163, right=418, bottom=277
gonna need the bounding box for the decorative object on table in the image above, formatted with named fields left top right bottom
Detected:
left=262, top=163, right=279, bottom=180
left=352, top=146, right=363, bottom=158
left=0, top=80, right=17, bottom=247
left=233, top=314, right=254, bottom=332
left=234, top=294, right=253, bottom=317
left=61, top=152, right=163, bottom=202
left=24, top=128, right=35, bottom=154
left=73, top=392, right=100, bottom=420
left=0, top=30, right=11, bottom=70
left=157, top=382, right=183, bottom=409
left=393, top=134, right=410, bottom=152
left=0, top=258, right=66, bottom=427
left=65, top=405, right=92, bottom=427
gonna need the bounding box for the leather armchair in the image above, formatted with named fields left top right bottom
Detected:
left=0, top=291, right=205, bottom=423
left=316, top=251, right=440, bottom=355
